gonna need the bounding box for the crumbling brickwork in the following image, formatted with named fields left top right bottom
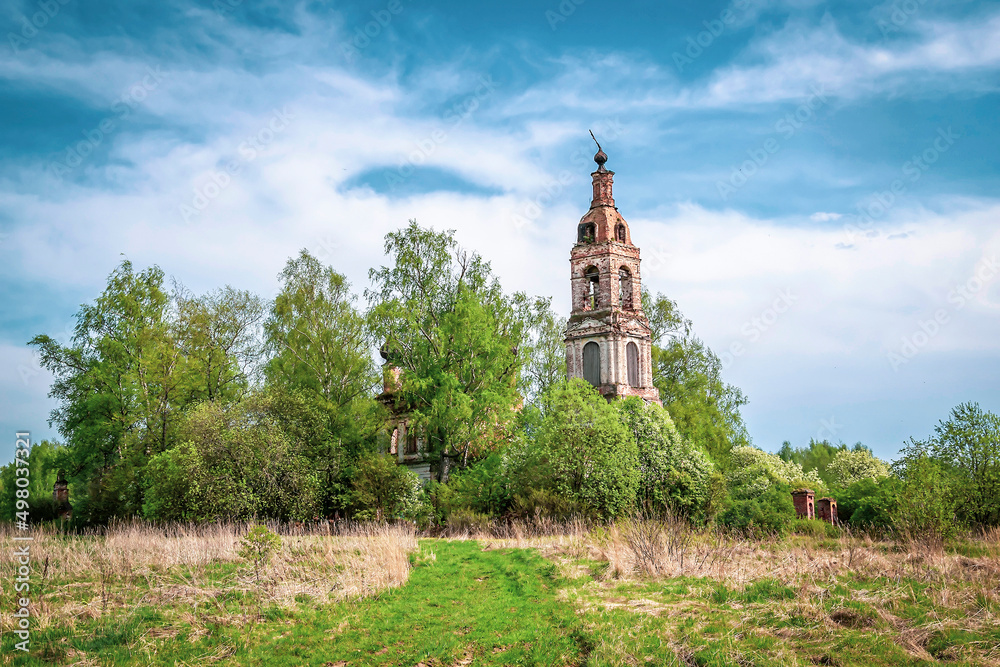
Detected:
left=53, top=472, right=72, bottom=520
left=817, top=497, right=838, bottom=525
left=791, top=488, right=815, bottom=520
left=564, top=146, right=661, bottom=405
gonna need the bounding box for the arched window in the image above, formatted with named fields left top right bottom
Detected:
left=626, top=342, right=639, bottom=387
left=616, top=223, right=626, bottom=242
left=578, top=223, right=596, bottom=243
left=618, top=267, right=633, bottom=309
left=584, top=266, right=600, bottom=310
left=405, top=427, right=418, bottom=455
left=583, top=342, right=601, bottom=386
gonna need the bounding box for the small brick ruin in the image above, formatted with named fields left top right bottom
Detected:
left=53, top=471, right=72, bottom=520
left=792, top=488, right=838, bottom=525
left=816, top=497, right=838, bottom=525
left=791, top=488, right=815, bottom=520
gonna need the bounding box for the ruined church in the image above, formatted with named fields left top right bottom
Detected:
left=378, top=141, right=661, bottom=480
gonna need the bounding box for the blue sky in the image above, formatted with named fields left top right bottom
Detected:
left=1, top=0, right=999, bottom=463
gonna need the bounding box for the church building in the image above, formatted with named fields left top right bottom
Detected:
left=564, top=144, right=661, bottom=404
left=378, top=141, right=662, bottom=482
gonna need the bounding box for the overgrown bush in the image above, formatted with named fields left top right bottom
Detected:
left=510, top=487, right=587, bottom=521
left=891, top=452, right=960, bottom=542
left=615, top=397, right=714, bottom=521
left=350, top=453, right=424, bottom=521
left=790, top=518, right=839, bottom=538
left=433, top=453, right=513, bottom=519
left=902, top=402, right=1000, bottom=528
left=143, top=397, right=321, bottom=522
left=444, top=508, right=493, bottom=534
left=718, top=484, right=797, bottom=535
left=520, top=380, right=639, bottom=519
left=838, top=478, right=894, bottom=528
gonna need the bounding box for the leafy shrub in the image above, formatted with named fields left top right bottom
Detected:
left=615, top=397, right=714, bottom=521
left=143, top=398, right=321, bottom=522
left=436, top=453, right=513, bottom=518
left=521, top=380, right=639, bottom=519
left=718, top=484, right=797, bottom=535
left=511, top=487, right=587, bottom=521
left=837, top=478, right=892, bottom=527
left=790, top=518, right=839, bottom=538
left=891, top=452, right=960, bottom=541
left=350, top=453, right=424, bottom=521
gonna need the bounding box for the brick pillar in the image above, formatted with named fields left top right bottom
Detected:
left=817, top=498, right=838, bottom=525
left=53, top=479, right=69, bottom=505
left=791, top=489, right=815, bottom=520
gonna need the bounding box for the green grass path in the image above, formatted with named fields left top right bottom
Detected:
left=263, top=539, right=590, bottom=666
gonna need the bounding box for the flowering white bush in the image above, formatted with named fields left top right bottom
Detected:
left=827, top=448, right=890, bottom=487
left=726, top=445, right=822, bottom=498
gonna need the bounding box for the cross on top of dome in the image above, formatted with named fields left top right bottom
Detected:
left=590, top=129, right=609, bottom=172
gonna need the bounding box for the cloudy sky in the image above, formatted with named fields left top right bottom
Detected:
left=1, top=0, right=998, bottom=463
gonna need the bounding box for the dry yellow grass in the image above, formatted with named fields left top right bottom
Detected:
left=0, top=521, right=417, bottom=634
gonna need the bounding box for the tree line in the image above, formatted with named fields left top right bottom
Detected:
left=5, top=221, right=998, bottom=537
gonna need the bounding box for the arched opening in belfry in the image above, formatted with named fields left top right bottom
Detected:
left=584, top=266, right=600, bottom=310
left=618, top=267, right=633, bottom=309
left=578, top=222, right=596, bottom=243
left=616, top=223, right=626, bottom=242
left=626, top=342, right=639, bottom=387
left=583, top=342, right=601, bottom=386
left=405, top=426, right=419, bottom=455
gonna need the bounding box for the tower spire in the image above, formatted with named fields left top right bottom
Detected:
left=588, top=131, right=614, bottom=207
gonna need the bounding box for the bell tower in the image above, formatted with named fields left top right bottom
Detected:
left=564, top=139, right=661, bottom=404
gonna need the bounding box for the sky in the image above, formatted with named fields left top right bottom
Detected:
left=1, top=0, right=998, bottom=464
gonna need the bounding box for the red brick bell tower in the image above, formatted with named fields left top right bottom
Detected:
left=564, top=139, right=661, bottom=404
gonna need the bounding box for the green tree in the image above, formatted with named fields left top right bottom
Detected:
left=726, top=445, right=822, bottom=499
left=773, top=439, right=851, bottom=486
left=520, top=297, right=567, bottom=409
left=30, top=261, right=274, bottom=524
left=265, top=250, right=377, bottom=409
left=367, top=221, right=530, bottom=477
left=891, top=452, right=960, bottom=540
left=907, top=402, right=1000, bottom=527
left=643, top=290, right=749, bottom=465
left=175, top=285, right=264, bottom=403
left=29, top=261, right=178, bottom=521
left=522, top=379, right=639, bottom=519
left=0, top=440, right=66, bottom=522
left=264, top=250, right=384, bottom=513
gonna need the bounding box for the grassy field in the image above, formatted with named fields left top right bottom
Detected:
left=2, top=522, right=999, bottom=666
